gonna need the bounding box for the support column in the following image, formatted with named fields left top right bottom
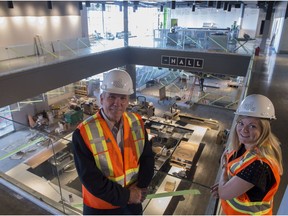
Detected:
left=80, top=4, right=89, bottom=38
left=123, top=1, right=129, bottom=47
left=239, top=3, right=245, bottom=32
left=125, top=64, right=136, bottom=99
left=259, top=1, right=274, bottom=52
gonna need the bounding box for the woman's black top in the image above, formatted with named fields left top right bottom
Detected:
left=229, top=144, right=275, bottom=201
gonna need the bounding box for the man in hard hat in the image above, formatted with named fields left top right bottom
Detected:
left=72, top=69, right=155, bottom=215
left=211, top=94, right=282, bottom=215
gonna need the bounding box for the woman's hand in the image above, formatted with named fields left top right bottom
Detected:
left=220, top=149, right=228, bottom=170
left=210, top=183, right=219, bottom=198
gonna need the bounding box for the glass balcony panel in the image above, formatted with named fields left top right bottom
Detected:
left=0, top=115, right=81, bottom=214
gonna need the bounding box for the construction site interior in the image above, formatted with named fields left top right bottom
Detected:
left=0, top=65, right=244, bottom=214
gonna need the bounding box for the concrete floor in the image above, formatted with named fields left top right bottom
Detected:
left=0, top=177, right=59, bottom=215
left=1, top=48, right=288, bottom=215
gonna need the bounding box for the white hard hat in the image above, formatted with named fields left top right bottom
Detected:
left=101, top=69, right=134, bottom=95
left=235, top=94, right=276, bottom=119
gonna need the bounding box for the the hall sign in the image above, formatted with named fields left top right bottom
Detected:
left=161, top=55, right=204, bottom=69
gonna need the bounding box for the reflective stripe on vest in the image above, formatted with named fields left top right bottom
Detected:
left=226, top=198, right=271, bottom=215
left=228, top=151, right=256, bottom=178
left=84, top=118, right=114, bottom=177
left=82, top=112, right=145, bottom=186
left=224, top=150, right=273, bottom=214
left=124, top=112, right=145, bottom=159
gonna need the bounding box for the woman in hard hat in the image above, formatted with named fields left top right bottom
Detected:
left=211, top=94, right=283, bottom=215
left=72, top=69, right=154, bottom=215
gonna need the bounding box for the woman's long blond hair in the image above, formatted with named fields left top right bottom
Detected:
left=227, top=116, right=283, bottom=175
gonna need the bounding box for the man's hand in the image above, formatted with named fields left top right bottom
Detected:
left=128, top=184, right=142, bottom=204
left=128, top=184, right=148, bottom=204
left=140, top=187, right=148, bottom=202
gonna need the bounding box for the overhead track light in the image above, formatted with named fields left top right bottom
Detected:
left=85, top=1, right=90, bottom=7
left=216, top=1, right=221, bottom=9
left=102, top=3, right=105, bottom=11
left=133, top=1, right=138, bottom=12
left=160, top=5, right=164, bottom=12
left=192, top=4, right=196, bottom=12
left=208, top=1, right=214, bottom=7
left=171, top=0, right=176, bottom=9
left=7, top=1, right=13, bottom=9
left=134, top=1, right=139, bottom=8
left=257, top=1, right=260, bottom=7
left=223, top=2, right=228, bottom=10
left=235, top=3, right=241, bottom=8
left=285, top=2, right=288, bottom=19
left=79, top=1, right=83, bottom=10
left=266, top=1, right=274, bottom=20
left=47, top=1, right=52, bottom=10
left=228, top=3, right=232, bottom=12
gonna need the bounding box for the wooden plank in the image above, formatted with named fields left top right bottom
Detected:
left=24, top=141, right=67, bottom=169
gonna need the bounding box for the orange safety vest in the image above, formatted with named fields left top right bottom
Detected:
left=77, top=111, right=145, bottom=209
left=221, top=150, right=280, bottom=215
